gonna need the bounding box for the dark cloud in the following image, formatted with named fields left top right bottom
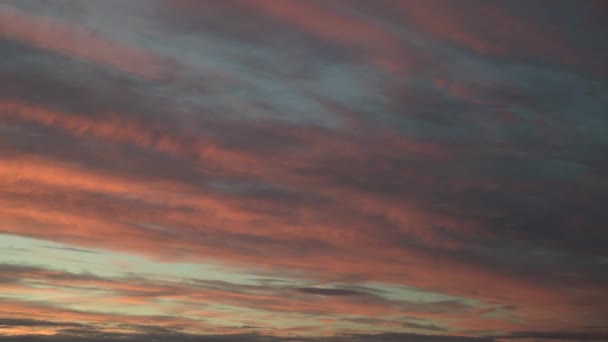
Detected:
left=295, top=287, right=366, bottom=296
left=41, top=246, right=101, bottom=254
left=344, top=317, right=448, bottom=332
left=402, top=322, right=448, bottom=332
left=0, top=319, right=83, bottom=328
left=326, top=333, right=493, bottom=342
left=0, top=331, right=495, bottom=342
left=498, top=330, right=608, bottom=341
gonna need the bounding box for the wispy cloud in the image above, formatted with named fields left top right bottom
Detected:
left=0, top=0, right=607, bottom=339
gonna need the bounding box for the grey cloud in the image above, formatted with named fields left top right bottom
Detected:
left=344, top=317, right=448, bottom=332
left=402, top=322, right=448, bottom=332
left=295, top=287, right=366, bottom=296
left=0, top=318, right=84, bottom=328
left=42, top=246, right=101, bottom=254
left=0, top=331, right=495, bottom=342
left=498, top=330, right=608, bottom=341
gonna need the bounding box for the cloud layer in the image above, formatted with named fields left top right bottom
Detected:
left=1, top=0, right=607, bottom=340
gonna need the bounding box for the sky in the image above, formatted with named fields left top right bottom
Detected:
left=0, top=0, right=607, bottom=341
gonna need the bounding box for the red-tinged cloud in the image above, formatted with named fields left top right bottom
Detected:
left=1, top=98, right=607, bottom=336
left=0, top=6, right=171, bottom=79
left=1, top=0, right=607, bottom=340
left=0, top=100, right=462, bottom=244
left=247, top=0, right=397, bottom=47
left=0, top=152, right=605, bottom=332
left=168, top=0, right=418, bottom=74
left=0, top=264, right=549, bottom=334
left=388, top=0, right=607, bottom=78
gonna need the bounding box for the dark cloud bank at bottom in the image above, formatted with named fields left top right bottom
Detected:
left=1, top=329, right=607, bottom=342
left=0, top=332, right=487, bottom=342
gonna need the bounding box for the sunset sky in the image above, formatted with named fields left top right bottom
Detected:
left=1, top=1, right=607, bottom=341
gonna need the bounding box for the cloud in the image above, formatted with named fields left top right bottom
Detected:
left=0, top=5, right=173, bottom=79
left=498, top=330, right=608, bottom=341
left=0, top=263, right=474, bottom=322
left=0, top=319, right=83, bottom=328
left=41, top=246, right=101, bottom=254
left=294, top=288, right=366, bottom=297
left=0, top=330, right=495, bottom=342
left=402, top=322, right=448, bottom=332
left=0, top=0, right=607, bottom=338
left=386, top=0, right=607, bottom=79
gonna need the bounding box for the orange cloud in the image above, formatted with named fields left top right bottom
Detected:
left=2, top=101, right=604, bottom=330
